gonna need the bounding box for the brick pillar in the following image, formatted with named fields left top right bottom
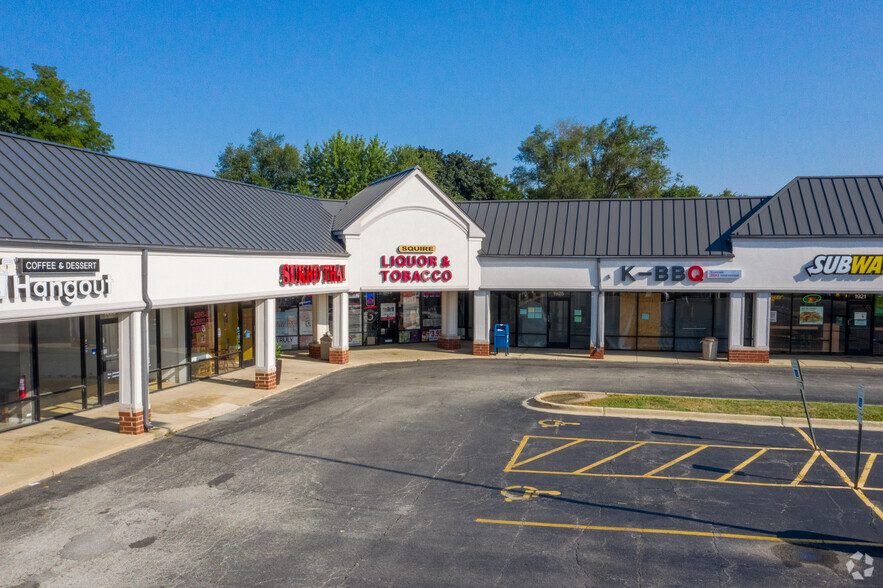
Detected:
left=589, top=346, right=605, bottom=359
left=439, top=291, right=461, bottom=350
left=329, top=348, right=349, bottom=364
left=472, top=290, right=491, bottom=356
left=728, top=348, right=770, bottom=363
left=254, top=299, right=277, bottom=390
left=118, top=310, right=147, bottom=434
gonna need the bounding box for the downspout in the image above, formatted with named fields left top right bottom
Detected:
left=141, top=249, right=153, bottom=430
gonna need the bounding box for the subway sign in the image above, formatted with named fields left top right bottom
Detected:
left=805, top=255, right=883, bottom=277
left=619, top=265, right=741, bottom=284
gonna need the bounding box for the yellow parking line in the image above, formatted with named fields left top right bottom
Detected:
left=572, top=442, right=646, bottom=474
left=474, top=519, right=883, bottom=548
left=524, top=435, right=808, bottom=452
left=643, top=446, right=708, bottom=477
left=503, top=436, right=531, bottom=471
left=717, top=449, right=768, bottom=482
left=858, top=454, right=878, bottom=489
left=509, top=439, right=586, bottom=470
left=791, top=427, right=883, bottom=523
left=790, top=452, right=820, bottom=486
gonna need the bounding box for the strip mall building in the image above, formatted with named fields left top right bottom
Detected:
left=1, top=132, right=882, bottom=433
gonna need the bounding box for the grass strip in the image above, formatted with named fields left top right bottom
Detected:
left=572, top=394, right=880, bottom=422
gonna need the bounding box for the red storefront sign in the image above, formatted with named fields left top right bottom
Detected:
left=280, top=264, right=346, bottom=286
left=379, top=254, right=452, bottom=283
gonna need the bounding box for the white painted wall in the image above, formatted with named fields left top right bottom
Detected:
left=479, top=257, right=598, bottom=290
left=148, top=252, right=350, bottom=308
left=340, top=172, right=484, bottom=291
left=0, top=246, right=143, bottom=323
left=731, top=238, right=883, bottom=293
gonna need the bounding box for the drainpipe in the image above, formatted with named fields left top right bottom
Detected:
left=141, top=249, right=153, bottom=431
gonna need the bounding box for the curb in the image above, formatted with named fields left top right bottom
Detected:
left=526, top=392, right=881, bottom=431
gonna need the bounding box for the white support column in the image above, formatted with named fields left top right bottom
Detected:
left=330, top=292, right=349, bottom=364
left=255, top=298, right=277, bottom=389
left=309, top=294, right=329, bottom=359
left=728, top=292, right=745, bottom=350
left=753, top=293, right=771, bottom=349
left=472, top=290, right=491, bottom=356
left=591, top=292, right=605, bottom=358
left=439, top=291, right=461, bottom=350
left=118, top=310, right=145, bottom=433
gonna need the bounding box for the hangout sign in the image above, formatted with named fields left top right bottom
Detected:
left=379, top=245, right=453, bottom=284
left=0, top=257, right=113, bottom=304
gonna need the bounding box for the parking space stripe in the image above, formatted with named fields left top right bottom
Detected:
left=571, top=442, right=646, bottom=474
left=859, top=454, right=878, bottom=489
left=510, top=439, right=586, bottom=470
left=717, top=449, right=768, bottom=482
left=474, top=519, right=883, bottom=548
left=503, top=436, right=531, bottom=471
left=642, top=446, right=708, bottom=477
left=789, top=452, right=820, bottom=486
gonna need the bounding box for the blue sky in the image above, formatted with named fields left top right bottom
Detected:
left=2, top=1, right=881, bottom=196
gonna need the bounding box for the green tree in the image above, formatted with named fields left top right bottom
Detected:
left=512, top=117, right=672, bottom=199
left=661, top=182, right=703, bottom=198
left=300, top=131, right=391, bottom=199
left=390, top=145, right=521, bottom=201
left=0, top=64, right=113, bottom=152
left=216, top=129, right=303, bottom=192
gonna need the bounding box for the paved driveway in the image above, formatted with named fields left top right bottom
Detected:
left=1, top=359, right=881, bottom=586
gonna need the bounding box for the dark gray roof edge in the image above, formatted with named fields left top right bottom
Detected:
left=367, top=166, right=420, bottom=187
left=456, top=195, right=768, bottom=205
left=730, top=233, right=883, bottom=240
left=0, top=131, right=329, bottom=205
left=0, top=237, right=350, bottom=257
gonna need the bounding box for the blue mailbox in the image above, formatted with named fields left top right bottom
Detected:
left=493, top=324, right=510, bottom=356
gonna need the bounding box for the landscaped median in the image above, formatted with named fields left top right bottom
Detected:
left=528, top=391, right=880, bottom=430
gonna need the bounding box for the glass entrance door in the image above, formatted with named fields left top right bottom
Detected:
left=548, top=298, right=569, bottom=347
left=99, top=318, right=120, bottom=403
left=847, top=295, right=873, bottom=356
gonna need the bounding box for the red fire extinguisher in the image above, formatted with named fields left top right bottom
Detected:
left=18, top=376, right=26, bottom=398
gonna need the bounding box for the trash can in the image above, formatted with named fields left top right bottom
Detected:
left=701, top=337, right=718, bottom=360
left=494, top=324, right=510, bottom=356
left=320, top=333, right=332, bottom=361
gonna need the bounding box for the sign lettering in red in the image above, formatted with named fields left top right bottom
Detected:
left=280, top=264, right=346, bottom=286
left=379, top=254, right=452, bottom=283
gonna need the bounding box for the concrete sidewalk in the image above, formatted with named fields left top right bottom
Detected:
left=2, top=342, right=882, bottom=496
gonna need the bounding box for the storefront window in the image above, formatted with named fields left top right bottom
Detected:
left=160, top=307, right=188, bottom=386
left=421, top=292, right=441, bottom=342
left=217, top=302, right=241, bottom=373
left=148, top=311, right=159, bottom=389
left=189, top=306, right=216, bottom=379
left=241, top=304, right=254, bottom=365
left=348, top=294, right=362, bottom=346
left=399, top=291, right=421, bottom=343
left=875, top=295, right=883, bottom=356
left=37, top=317, right=84, bottom=419
left=570, top=292, right=591, bottom=349
left=518, top=291, right=548, bottom=347
left=0, top=322, right=35, bottom=430
left=605, top=292, right=637, bottom=350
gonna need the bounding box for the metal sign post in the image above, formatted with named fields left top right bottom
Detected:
left=791, top=359, right=817, bottom=449
left=855, top=385, right=865, bottom=489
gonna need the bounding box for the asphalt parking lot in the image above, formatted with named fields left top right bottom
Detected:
left=1, top=359, right=881, bottom=586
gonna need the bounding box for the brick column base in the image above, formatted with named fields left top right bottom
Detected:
left=589, top=346, right=605, bottom=359
left=119, top=409, right=151, bottom=435
left=329, top=347, right=349, bottom=364
left=728, top=348, right=770, bottom=363
left=308, top=342, right=321, bottom=359
left=255, top=368, right=277, bottom=390
left=473, top=341, right=490, bottom=356
left=438, top=336, right=461, bottom=350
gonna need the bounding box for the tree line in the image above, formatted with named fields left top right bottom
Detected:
left=1, top=64, right=740, bottom=200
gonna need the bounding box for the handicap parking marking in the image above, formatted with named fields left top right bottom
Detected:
left=504, top=434, right=883, bottom=491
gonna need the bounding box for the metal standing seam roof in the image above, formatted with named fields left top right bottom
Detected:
left=457, top=197, right=770, bottom=257
left=732, top=176, right=883, bottom=238
left=331, top=167, right=417, bottom=232
left=0, top=132, right=347, bottom=255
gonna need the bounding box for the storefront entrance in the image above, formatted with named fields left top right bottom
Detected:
left=98, top=316, right=120, bottom=403
left=490, top=291, right=590, bottom=349
left=770, top=293, right=883, bottom=355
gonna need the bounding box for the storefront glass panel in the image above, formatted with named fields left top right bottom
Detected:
left=0, top=322, right=35, bottom=430
left=875, top=295, right=883, bottom=356
left=241, top=304, right=254, bottom=364
left=216, top=302, right=241, bottom=373
left=37, top=317, right=84, bottom=419
left=399, top=291, right=422, bottom=343
left=160, top=307, right=188, bottom=386
left=605, top=292, right=638, bottom=350
left=518, top=291, right=548, bottom=347
left=421, top=292, right=441, bottom=342
left=148, top=311, right=159, bottom=390
left=348, top=294, right=363, bottom=347
left=769, top=293, right=881, bottom=355
left=189, top=306, right=216, bottom=379
left=570, top=292, right=590, bottom=349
